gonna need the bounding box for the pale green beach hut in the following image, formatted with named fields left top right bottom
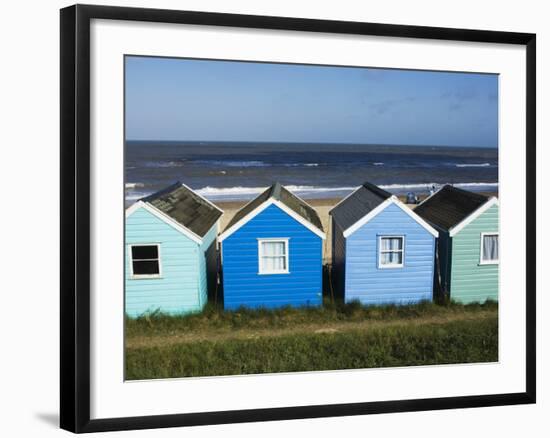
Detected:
left=414, top=185, right=499, bottom=303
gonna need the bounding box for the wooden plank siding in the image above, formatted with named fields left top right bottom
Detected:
left=450, top=204, right=499, bottom=303
left=221, top=204, right=323, bottom=309
left=125, top=207, right=211, bottom=317
left=344, top=203, right=436, bottom=305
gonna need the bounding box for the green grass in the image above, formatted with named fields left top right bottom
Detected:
left=125, top=300, right=498, bottom=380
left=125, top=299, right=498, bottom=337
left=126, top=316, right=498, bottom=379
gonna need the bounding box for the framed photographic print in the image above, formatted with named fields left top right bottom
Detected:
left=60, top=4, right=536, bottom=433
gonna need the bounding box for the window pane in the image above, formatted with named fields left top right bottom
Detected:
left=133, top=260, right=160, bottom=275
left=275, top=255, right=286, bottom=270
left=381, top=237, right=403, bottom=251
left=262, top=256, right=286, bottom=272
left=380, top=237, right=404, bottom=266
left=261, top=256, right=286, bottom=272
left=482, top=235, right=498, bottom=261
left=392, top=252, right=403, bottom=265
left=261, top=256, right=271, bottom=272
left=381, top=251, right=403, bottom=265
left=132, top=245, right=158, bottom=260
left=262, top=241, right=285, bottom=256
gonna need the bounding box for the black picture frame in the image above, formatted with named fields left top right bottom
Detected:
left=60, top=4, right=536, bottom=433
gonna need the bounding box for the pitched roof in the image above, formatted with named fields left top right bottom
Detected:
left=414, top=185, right=489, bottom=231
left=330, top=182, right=393, bottom=231
left=140, top=182, right=223, bottom=238
left=223, top=182, right=324, bottom=233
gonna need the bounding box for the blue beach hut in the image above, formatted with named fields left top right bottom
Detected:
left=218, top=183, right=326, bottom=310
left=329, top=182, right=438, bottom=305
left=125, top=182, right=223, bottom=317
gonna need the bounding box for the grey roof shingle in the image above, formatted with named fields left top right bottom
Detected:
left=414, top=185, right=489, bottom=231
left=223, top=182, right=324, bottom=233
left=329, top=182, right=393, bottom=231
left=141, top=182, right=222, bottom=238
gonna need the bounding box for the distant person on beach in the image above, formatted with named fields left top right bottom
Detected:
left=429, top=185, right=436, bottom=196
left=406, top=192, right=420, bottom=204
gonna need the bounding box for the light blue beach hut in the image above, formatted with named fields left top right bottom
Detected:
left=218, top=183, right=326, bottom=310
left=329, top=182, right=438, bottom=305
left=125, top=182, right=223, bottom=317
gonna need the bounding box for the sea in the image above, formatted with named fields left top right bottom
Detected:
left=125, top=141, right=498, bottom=204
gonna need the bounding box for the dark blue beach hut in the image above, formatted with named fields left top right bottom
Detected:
left=218, top=183, right=326, bottom=310
left=329, top=182, right=438, bottom=306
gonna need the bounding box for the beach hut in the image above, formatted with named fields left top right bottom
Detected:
left=218, top=183, right=326, bottom=310
left=329, top=182, right=438, bottom=305
left=125, top=182, right=223, bottom=317
left=414, top=185, right=499, bottom=303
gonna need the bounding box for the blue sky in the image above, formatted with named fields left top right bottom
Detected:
left=125, top=56, right=498, bottom=148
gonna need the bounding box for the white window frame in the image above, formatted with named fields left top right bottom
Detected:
left=128, top=243, right=162, bottom=279
left=479, top=232, right=499, bottom=265
left=378, top=235, right=405, bottom=269
left=257, top=238, right=290, bottom=275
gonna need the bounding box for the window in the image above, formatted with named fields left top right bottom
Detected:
left=258, top=239, right=289, bottom=274
left=130, top=244, right=161, bottom=278
left=379, top=236, right=405, bottom=268
left=480, top=233, right=499, bottom=264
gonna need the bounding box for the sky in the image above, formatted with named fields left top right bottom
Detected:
left=125, top=56, right=498, bottom=148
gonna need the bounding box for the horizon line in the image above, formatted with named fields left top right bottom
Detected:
left=125, top=139, right=498, bottom=149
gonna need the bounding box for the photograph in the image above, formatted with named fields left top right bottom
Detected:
left=123, top=55, right=499, bottom=381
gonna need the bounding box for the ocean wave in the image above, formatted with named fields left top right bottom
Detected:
left=125, top=182, right=499, bottom=203
left=195, top=182, right=498, bottom=200
left=142, top=161, right=186, bottom=168
left=125, top=192, right=148, bottom=201
left=195, top=160, right=324, bottom=168
left=196, top=185, right=357, bottom=198
left=196, top=185, right=354, bottom=195
left=195, top=160, right=270, bottom=167
left=125, top=182, right=145, bottom=189
left=454, top=163, right=492, bottom=168
left=196, top=186, right=267, bottom=197
left=373, top=162, right=384, bottom=166
left=281, top=163, right=322, bottom=167
left=379, top=182, right=498, bottom=191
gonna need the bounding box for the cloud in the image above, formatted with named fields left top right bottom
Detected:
left=369, top=96, right=416, bottom=114
left=440, top=88, right=477, bottom=101
left=449, top=103, right=462, bottom=111
left=360, top=68, right=389, bottom=82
